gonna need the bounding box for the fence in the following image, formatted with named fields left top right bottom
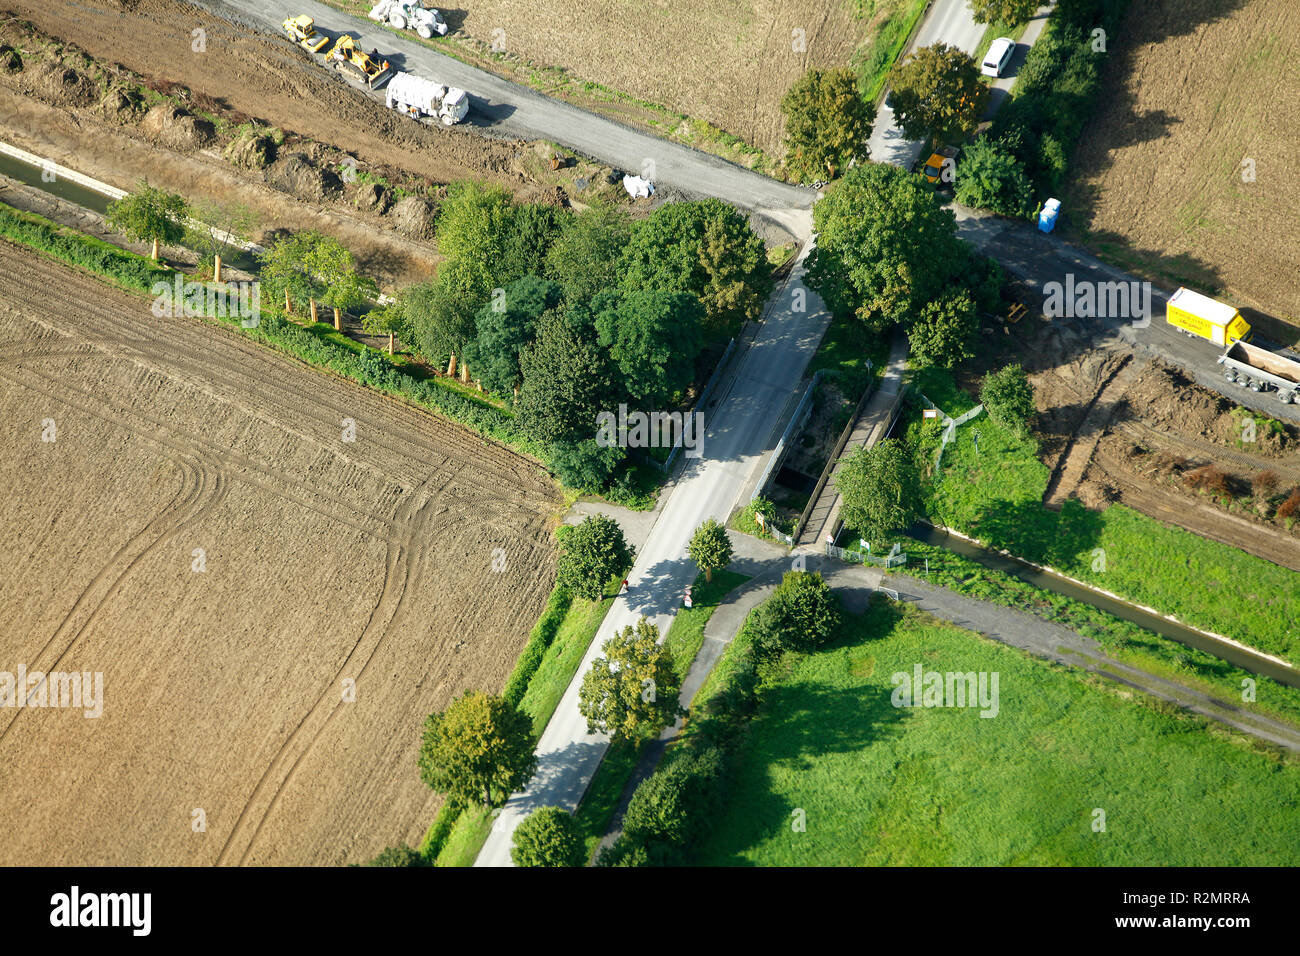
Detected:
left=918, top=392, right=984, bottom=477
left=749, top=370, right=824, bottom=502
left=825, top=543, right=908, bottom=569
left=640, top=337, right=736, bottom=473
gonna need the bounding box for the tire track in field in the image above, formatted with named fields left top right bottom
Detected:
left=0, top=259, right=553, bottom=509
left=0, top=449, right=227, bottom=744
left=216, top=470, right=451, bottom=865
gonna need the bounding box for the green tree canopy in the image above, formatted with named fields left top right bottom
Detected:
left=462, top=274, right=563, bottom=398
left=970, top=0, right=1040, bottom=26
left=687, top=519, right=733, bottom=583
left=498, top=202, right=565, bottom=285
left=907, top=287, right=979, bottom=369
left=747, top=571, right=841, bottom=655
left=953, top=137, right=1036, bottom=217
left=980, top=362, right=1036, bottom=430
left=417, top=691, right=537, bottom=811
left=592, top=289, right=704, bottom=408
left=511, top=806, right=585, bottom=867
left=780, top=67, right=876, bottom=182
left=888, top=43, right=989, bottom=145
left=544, top=205, right=633, bottom=305
left=365, top=845, right=427, bottom=867
left=556, top=514, right=635, bottom=601
left=835, top=437, right=923, bottom=546
left=619, top=199, right=771, bottom=337
left=516, top=309, right=618, bottom=444
left=578, top=617, right=680, bottom=744
left=107, top=181, right=188, bottom=260
left=806, top=162, right=964, bottom=332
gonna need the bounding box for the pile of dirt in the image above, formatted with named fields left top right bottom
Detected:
left=391, top=195, right=435, bottom=239
left=223, top=127, right=278, bottom=169
left=1126, top=361, right=1296, bottom=455
left=0, top=44, right=22, bottom=73
left=268, top=152, right=341, bottom=202
left=30, top=61, right=97, bottom=107
left=139, top=102, right=215, bottom=150
left=350, top=181, right=389, bottom=215
left=96, top=84, right=144, bottom=121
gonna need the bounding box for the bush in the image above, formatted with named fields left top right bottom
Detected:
left=954, top=137, right=1035, bottom=218
left=1251, top=470, right=1280, bottom=499
left=1277, top=488, right=1300, bottom=523
left=556, top=514, right=635, bottom=601
left=598, top=746, right=725, bottom=866
left=365, top=844, right=428, bottom=867
left=980, top=364, right=1036, bottom=431
left=511, top=806, right=585, bottom=867
left=1183, top=465, right=1234, bottom=501
left=0, top=204, right=170, bottom=292
left=549, top=438, right=626, bottom=493
left=749, top=571, right=841, bottom=656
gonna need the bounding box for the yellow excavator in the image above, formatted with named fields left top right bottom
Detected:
left=282, top=15, right=330, bottom=54
left=328, top=34, right=394, bottom=88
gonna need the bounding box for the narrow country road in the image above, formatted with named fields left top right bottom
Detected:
left=199, top=0, right=813, bottom=213
left=475, top=223, right=833, bottom=866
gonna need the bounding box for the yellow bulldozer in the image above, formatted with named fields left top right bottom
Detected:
left=328, top=34, right=394, bottom=88
left=282, top=15, right=330, bottom=54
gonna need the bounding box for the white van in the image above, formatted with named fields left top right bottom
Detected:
left=982, top=38, right=1016, bottom=78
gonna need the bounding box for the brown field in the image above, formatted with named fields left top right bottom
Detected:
left=0, top=242, right=561, bottom=865
left=1069, top=0, right=1300, bottom=329
left=389, top=0, right=871, bottom=154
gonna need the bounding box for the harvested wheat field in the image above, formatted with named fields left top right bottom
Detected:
left=1070, top=0, right=1300, bottom=327
left=0, top=241, right=561, bottom=865
left=409, top=0, right=870, bottom=153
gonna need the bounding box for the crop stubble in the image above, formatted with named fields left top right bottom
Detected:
left=0, top=241, right=561, bottom=865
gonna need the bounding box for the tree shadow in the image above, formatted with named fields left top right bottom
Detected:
left=967, top=495, right=1104, bottom=569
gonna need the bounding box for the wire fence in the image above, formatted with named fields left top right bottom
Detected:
left=825, top=543, right=908, bottom=568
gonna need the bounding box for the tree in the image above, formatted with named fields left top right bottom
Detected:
left=687, top=519, right=733, bottom=583
left=619, top=199, right=771, bottom=336
left=888, top=43, right=989, bottom=145
left=435, top=180, right=516, bottom=294
left=780, top=67, right=876, bottom=181
left=107, top=181, right=188, bottom=260
left=835, top=438, right=923, bottom=546
left=907, top=288, right=979, bottom=369
left=417, top=691, right=537, bottom=812
left=365, top=845, right=427, bottom=867
left=556, top=514, right=635, bottom=601
left=578, top=617, right=680, bottom=744
left=953, top=137, right=1035, bottom=217
left=545, top=205, right=633, bottom=305
left=806, top=162, right=965, bottom=332
left=747, top=571, right=841, bottom=655
left=969, top=0, right=1040, bottom=26
left=462, top=275, right=562, bottom=397
left=549, top=438, right=626, bottom=493
left=186, top=198, right=256, bottom=276
left=980, top=363, right=1036, bottom=430
left=511, top=806, right=584, bottom=867
left=593, top=289, right=704, bottom=408
left=306, top=234, right=377, bottom=328
left=516, top=309, right=618, bottom=444
left=260, top=231, right=322, bottom=316
left=599, top=745, right=724, bottom=866
left=362, top=298, right=411, bottom=355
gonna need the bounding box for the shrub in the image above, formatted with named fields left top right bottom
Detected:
left=556, top=514, right=634, bottom=601
left=748, top=571, right=842, bottom=656
left=365, top=844, right=428, bottom=867
left=1251, top=470, right=1280, bottom=499
left=1183, top=465, right=1233, bottom=501
left=598, top=745, right=725, bottom=866
left=511, top=806, right=585, bottom=867
left=1277, top=488, right=1300, bottom=523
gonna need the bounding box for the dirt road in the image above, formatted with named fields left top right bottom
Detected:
left=0, top=239, right=561, bottom=865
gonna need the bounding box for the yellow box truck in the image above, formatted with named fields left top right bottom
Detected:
left=1166, top=287, right=1251, bottom=345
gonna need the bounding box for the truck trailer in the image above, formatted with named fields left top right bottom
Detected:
left=384, top=70, right=469, bottom=125
left=1218, top=339, right=1300, bottom=403
left=1166, top=286, right=1251, bottom=346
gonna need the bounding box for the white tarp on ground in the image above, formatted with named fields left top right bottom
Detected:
left=623, top=175, right=654, bottom=199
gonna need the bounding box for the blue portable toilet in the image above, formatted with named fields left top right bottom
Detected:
left=1038, top=198, right=1061, bottom=234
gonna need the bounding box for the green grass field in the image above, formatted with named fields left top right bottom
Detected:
left=901, top=372, right=1300, bottom=663
left=695, top=600, right=1300, bottom=866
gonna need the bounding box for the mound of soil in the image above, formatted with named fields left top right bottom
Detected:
left=223, top=131, right=276, bottom=170
left=391, top=195, right=434, bottom=239
left=350, top=181, right=389, bottom=215
left=268, top=153, right=340, bottom=201
left=139, top=103, right=215, bottom=150
left=31, top=61, right=96, bottom=107
left=0, top=44, right=21, bottom=74
left=97, top=85, right=143, bottom=121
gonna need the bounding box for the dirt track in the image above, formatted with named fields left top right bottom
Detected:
left=0, top=240, right=561, bottom=865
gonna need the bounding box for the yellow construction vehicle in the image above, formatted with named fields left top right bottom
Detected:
left=328, top=34, right=394, bottom=88
left=282, top=15, right=330, bottom=54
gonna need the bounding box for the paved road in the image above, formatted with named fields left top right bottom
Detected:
left=867, top=0, right=984, bottom=169
left=475, top=222, right=833, bottom=865
left=200, top=0, right=813, bottom=213
left=956, top=208, right=1300, bottom=423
